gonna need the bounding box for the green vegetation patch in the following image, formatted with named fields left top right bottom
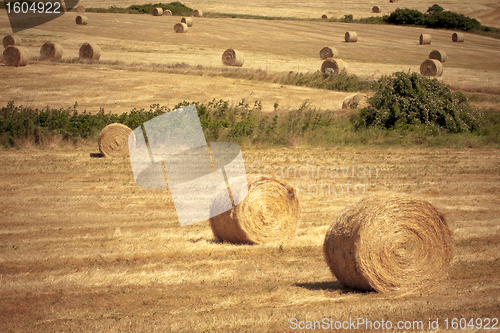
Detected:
left=353, top=72, right=481, bottom=133
left=85, top=2, right=192, bottom=15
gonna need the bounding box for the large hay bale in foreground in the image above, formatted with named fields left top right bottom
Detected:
left=153, top=7, right=163, bottom=16
left=79, top=42, right=101, bottom=60
left=3, top=35, right=22, bottom=48
left=342, top=94, right=370, bottom=109
left=452, top=32, right=464, bottom=42
left=98, top=123, right=133, bottom=157
left=319, top=46, right=339, bottom=60
left=222, top=49, right=244, bottom=67
left=420, top=59, right=443, bottom=77
left=76, top=5, right=85, bottom=13
left=39, top=41, right=63, bottom=60
left=420, top=33, right=431, bottom=45
left=3, top=46, right=29, bottom=67
left=174, top=22, right=188, bottom=33
left=209, top=175, right=300, bottom=244
left=321, top=58, right=346, bottom=74
left=181, top=17, right=193, bottom=27
left=76, top=15, right=88, bottom=25
left=193, top=9, right=203, bottom=17
left=323, top=194, right=452, bottom=294
left=429, top=49, right=447, bottom=63
left=345, top=31, right=358, bottom=42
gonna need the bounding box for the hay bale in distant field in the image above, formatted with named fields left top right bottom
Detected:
left=389, top=0, right=398, bottom=2
left=429, top=49, right=447, bottom=63
left=39, top=41, right=63, bottom=60
left=76, top=15, right=88, bottom=25
left=174, top=22, right=188, bottom=33
left=3, top=35, right=22, bottom=48
left=79, top=42, right=101, bottom=60
left=193, top=9, right=203, bottom=17
left=76, top=5, right=85, bottom=13
left=319, top=46, right=339, bottom=60
left=420, top=59, right=443, bottom=77
left=181, top=17, right=193, bottom=27
left=222, top=49, right=244, bottom=67
left=164, top=9, right=172, bottom=16
left=345, top=31, right=358, bottom=42
left=372, top=6, right=381, bottom=13
left=452, top=32, right=465, bottom=42
left=321, top=58, right=346, bottom=74
left=209, top=175, right=300, bottom=244
left=3, top=46, right=29, bottom=67
left=153, top=7, right=163, bottom=16
left=321, top=14, right=328, bottom=19
left=323, top=193, right=452, bottom=293
left=420, top=33, right=431, bottom=45
left=98, top=123, right=133, bottom=157
left=342, top=94, right=370, bottom=109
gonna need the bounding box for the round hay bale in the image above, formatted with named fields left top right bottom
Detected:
left=321, top=14, right=328, bottom=19
left=3, top=46, right=29, bottom=67
left=193, top=9, right=203, bottom=17
left=174, top=22, right=189, bottom=33
left=209, top=175, right=300, bottom=245
left=420, top=33, right=431, bottom=45
left=222, top=48, right=244, bottom=67
left=152, top=7, right=163, bottom=16
left=452, top=32, right=465, bottom=42
left=79, top=42, right=101, bottom=60
left=372, top=6, right=381, bottom=13
left=323, top=193, right=452, bottom=294
left=319, top=46, right=339, bottom=60
left=76, top=15, right=88, bottom=25
left=98, top=123, right=133, bottom=158
left=321, top=58, right=346, bottom=74
left=429, top=49, right=447, bottom=63
left=389, top=0, right=398, bottom=2
left=3, top=35, right=22, bottom=48
left=342, top=94, right=370, bottom=109
left=420, top=59, right=443, bottom=77
left=164, top=9, right=172, bottom=16
left=181, top=17, right=193, bottom=27
left=76, top=5, right=85, bottom=13
left=39, top=41, right=63, bottom=60
left=345, top=31, right=358, bottom=42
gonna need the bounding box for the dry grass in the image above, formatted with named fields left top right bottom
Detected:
left=0, top=145, right=498, bottom=331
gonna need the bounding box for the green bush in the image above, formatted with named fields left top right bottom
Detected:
left=385, top=8, right=481, bottom=31
left=353, top=72, right=481, bottom=133
left=126, top=2, right=192, bottom=15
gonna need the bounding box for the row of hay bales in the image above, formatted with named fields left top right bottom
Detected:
left=2, top=35, right=101, bottom=66
left=100, top=122, right=453, bottom=295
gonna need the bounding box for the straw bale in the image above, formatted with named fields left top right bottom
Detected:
left=345, top=31, right=358, bottom=42
left=420, top=34, right=431, bottom=45
left=98, top=123, right=133, bottom=157
left=193, top=10, right=203, bottom=17
left=320, top=58, right=346, bottom=74
left=452, top=33, right=464, bottom=42
left=323, top=193, right=452, bottom=293
left=181, top=17, right=193, bottom=27
left=342, top=94, right=370, bottom=109
left=76, top=5, right=85, bottom=13
left=3, top=35, right=22, bottom=48
left=209, top=175, right=300, bottom=244
left=153, top=7, right=163, bottom=16
left=319, top=47, right=339, bottom=60
left=3, top=46, right=29, bottom=67
left=79, top=42, right=101, bottom=60
left=39, top=41, right=63, bottom=60
left=164, top=9, right=172, bottom=16
left=372, top=6, right=380, bottom=13
left=420, top=59, right=443, bottom=77
left=222, top=49, right=244, bottom=67
left=174, top=22, right=188, bottom=33
left=76, top=15, right=88, bottom=25
left=429, top=49, right=447, bottom=63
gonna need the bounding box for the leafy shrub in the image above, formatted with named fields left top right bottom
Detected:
left=353, top=72, right=481, bottom=133
left=127, top=2, right=192, bottom=15
left=427, top=4, right=444, bottom=13
left=385, top=8, right=481, bottom=31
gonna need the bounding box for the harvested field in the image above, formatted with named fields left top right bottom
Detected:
left=0, top=146, right=498, bottom=332
left=0, top=1, right=499, bottom=331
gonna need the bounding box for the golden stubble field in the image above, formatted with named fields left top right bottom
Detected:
left=0, top=1, right=500, bottom=332
left=0, top=146, right=499, bottom=332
